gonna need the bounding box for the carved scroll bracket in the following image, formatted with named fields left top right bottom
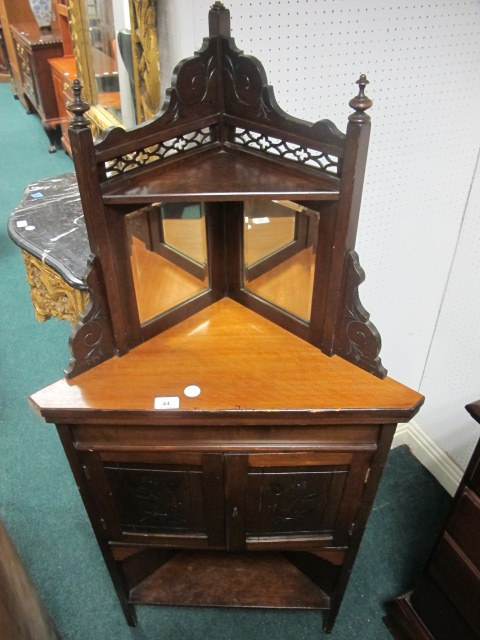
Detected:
left=335, top=251, right=386, bottom=378
left=66, top=256, right=116, bottom=379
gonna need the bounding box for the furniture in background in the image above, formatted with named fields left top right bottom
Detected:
left=66, top=0, right=160, bottom=136
left=9, top=22, right=63, bottom=152
left=0, top=520, right=61, bottom=640
left=0, top=23, right=10, bottom=80
left=17, top=4, right=424, bottom=634
left=55, top=0, right=70, bottom=50
left=47, top=0, right=76, bottom=154
left=48, top=56, right=76, bottom=154
left=8, top=173, right=90, bottom=325
left=0, top=0, right=35, bottom=106
left=384, top=400, right=480, bottom=639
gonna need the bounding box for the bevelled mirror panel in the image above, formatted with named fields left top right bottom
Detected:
left=126, top=203, right=209, bottom=324
left=243, top=200, right=319, bottom=322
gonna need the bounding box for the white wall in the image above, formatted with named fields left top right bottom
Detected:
left=160, top=1, right=480, bottom=474
left=416, top=153, right=480, bottom=469
left=157, top=0, right=196, bottom=107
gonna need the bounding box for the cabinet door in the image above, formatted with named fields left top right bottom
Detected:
left=80, top=451, right=225, bottom=548
left=225, top=451, right=371, bottom=550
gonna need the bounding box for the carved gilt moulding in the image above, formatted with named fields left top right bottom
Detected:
left=22, top=251, right=89, bottom=325
left=65, top=2, right=385, bottom=379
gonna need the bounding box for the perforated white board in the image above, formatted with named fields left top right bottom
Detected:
left=159, top=1, right=480, bottom=470
left=417, top=153, right=480, bottom=470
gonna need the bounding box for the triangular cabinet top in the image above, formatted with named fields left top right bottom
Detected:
left=30, top=299, right=423, bottom=424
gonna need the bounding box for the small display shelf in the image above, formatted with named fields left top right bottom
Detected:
left=101, top=148, right=341, bottom=204
left=128, top=551, right=331, bottom=610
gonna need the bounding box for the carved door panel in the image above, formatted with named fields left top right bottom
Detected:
left=80, top=448, right=371, bottom=552
left=80, top=451, right=225, bottom=548
left=225, top=451, right=372, bottom=550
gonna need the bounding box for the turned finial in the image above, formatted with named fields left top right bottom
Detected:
left=67, top=79, right=91, bottom=129
left=348, top=74, right=373, bottom=123
left=209, top=1, right=230, bottom=37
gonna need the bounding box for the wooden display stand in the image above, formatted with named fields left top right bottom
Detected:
left=29, top=4, right=423, bottom=633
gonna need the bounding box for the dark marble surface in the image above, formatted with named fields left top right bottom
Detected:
left=8, top=173, right=90, bottom=289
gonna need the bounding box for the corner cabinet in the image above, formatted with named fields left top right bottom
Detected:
left=27, top=3, right=424, bottom=635
left=31, top=300, right=422, bottom=633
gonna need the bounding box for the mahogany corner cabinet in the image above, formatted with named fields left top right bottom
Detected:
left=28, top=3, right=423, bottom=634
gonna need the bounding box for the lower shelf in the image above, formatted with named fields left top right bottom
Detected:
left=129, top=550, right=330, bottom=609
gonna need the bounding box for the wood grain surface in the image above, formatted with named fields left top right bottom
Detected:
left=31, top=298, right=422, bottom=418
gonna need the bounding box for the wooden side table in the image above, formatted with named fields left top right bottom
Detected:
left=9, top=22, right=63, bottom=152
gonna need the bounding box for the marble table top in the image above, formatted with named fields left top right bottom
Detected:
left=8, top=173, right=90, bottom=290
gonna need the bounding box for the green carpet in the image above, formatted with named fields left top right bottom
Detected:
left=0, top=82, right=452, bottom=639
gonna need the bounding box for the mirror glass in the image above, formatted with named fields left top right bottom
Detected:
left=87, top=0, right=136, bottom=127
left=243, top=200, right=319, bottom=322
left=126, top=203, right=209, bottom=324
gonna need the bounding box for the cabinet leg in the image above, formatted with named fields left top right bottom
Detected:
left=123, top=603, right=137, bottom=627
left=323, top=607, right=339, bottom=634
left=20, top=94, right=35, bottom=114
left=43, top=123, right=58, bottom=153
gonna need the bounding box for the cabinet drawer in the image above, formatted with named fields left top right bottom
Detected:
left=50, top=70, right=69, bottom=120
left=428, top=533, right=480, bottom=636
left=72, top=423, right=380, bottom=450
left=14, top=41, right=36, bottom=102
left=411, top=573, right=476, bottom=640
left=446, top=488, right=480, bottom=570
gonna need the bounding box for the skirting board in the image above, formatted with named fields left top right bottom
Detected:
left=392, top=420, right=463, bottom=496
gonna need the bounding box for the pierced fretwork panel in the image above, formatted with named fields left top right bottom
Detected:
left=234, top=129, right=340, bottom=175
left=104, top=128, right=213, bottom=177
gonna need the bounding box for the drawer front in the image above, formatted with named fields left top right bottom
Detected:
left=428, top=533, right=480, bottom=636
left=72, top=422, right=380, bottom=451
left=51, top=69, right=69, bottom=120
left=411, top=573, right=477, bottom=640
left=15, top=41, right=36, bottom=102
left=446, top=487, right=480, bottom=570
